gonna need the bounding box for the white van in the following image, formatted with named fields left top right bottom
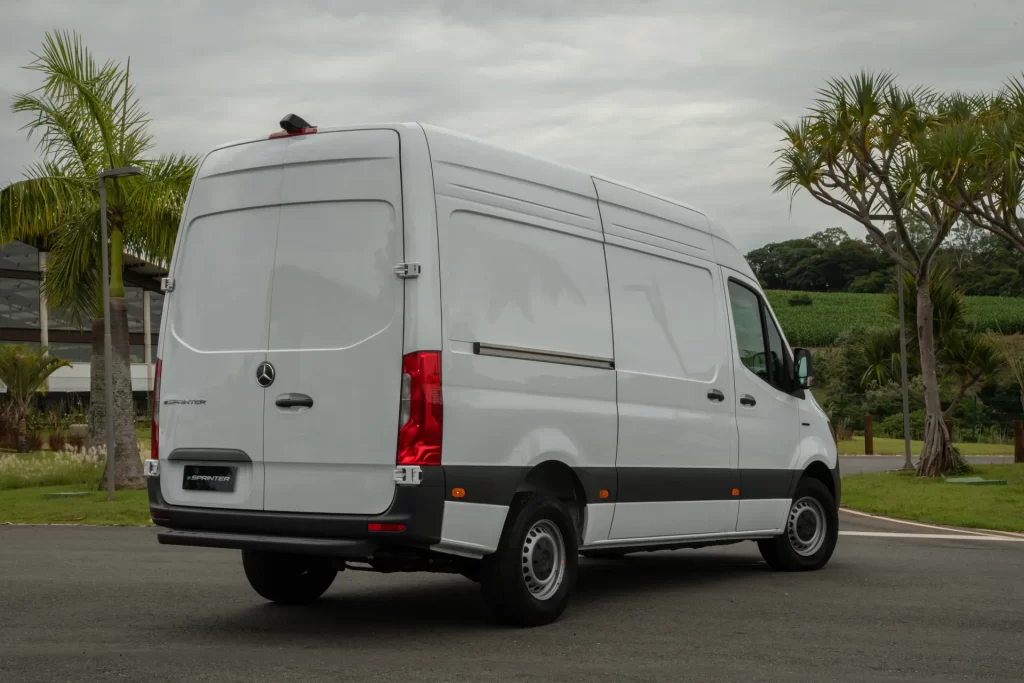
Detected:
left=148, top=116, right=839, bottom=626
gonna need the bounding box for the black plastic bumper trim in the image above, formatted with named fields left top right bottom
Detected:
left=157, top=529, right=377, bottom=557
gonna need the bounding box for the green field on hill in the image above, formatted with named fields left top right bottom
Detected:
left=767, top=290, right=1024, bottom=347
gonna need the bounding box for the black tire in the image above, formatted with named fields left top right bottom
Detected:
left=241, top=551, right=338, bottom=604
left=480, top=494, right=578, bottom=626
left=758, top=477, right=838, bottom=571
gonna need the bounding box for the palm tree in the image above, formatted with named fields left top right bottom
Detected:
left=773, top=72, right=970, bottom=476
left=0, top=31, right=196, bottom=487
left=853, top=270, right=1004, bottom=422
left=0, top=345, right=70, bottom=452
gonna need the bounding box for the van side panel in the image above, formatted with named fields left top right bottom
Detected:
left=603, top=236, right=739, bottom=539
left=425, top=127, right=618, bottom=553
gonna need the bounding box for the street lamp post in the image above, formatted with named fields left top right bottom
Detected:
left=897, top=245, right=914, bottom=472
left=99, top=167, right=143, bottom=501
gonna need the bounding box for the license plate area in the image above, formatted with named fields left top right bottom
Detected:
left=182, top=465, right=237, bottom=492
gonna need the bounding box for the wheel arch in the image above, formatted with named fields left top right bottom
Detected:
left=514, top=460, right=588, bottom=544
left=798, top=459, right=839, bottom=504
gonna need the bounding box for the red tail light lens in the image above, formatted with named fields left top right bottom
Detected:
left=367, top=523, right=406, bottom=533
left=151, top=359, right=161, bottom=459
left=397, top=351, right=442, bottom=466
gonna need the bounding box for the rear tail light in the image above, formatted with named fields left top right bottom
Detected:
left=397, top=351, right=442, bottom=466
left=367, top=523, right=406, bottom=533
left=151, top=358, right=161, bottom=460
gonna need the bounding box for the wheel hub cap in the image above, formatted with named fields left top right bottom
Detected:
left=521, top=520, right=566, bottom=601
left=787, top=496, right=826, bottom=557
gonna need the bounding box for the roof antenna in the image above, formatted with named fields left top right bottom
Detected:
left=279, top=114, right=314, bottom=133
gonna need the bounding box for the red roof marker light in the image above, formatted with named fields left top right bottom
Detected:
left=269, top=113, right=317, bottom=139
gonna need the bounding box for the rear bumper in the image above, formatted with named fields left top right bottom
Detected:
left=157, top=529, right=377, bottom=557
left=148, top=466, right=445, bottom=556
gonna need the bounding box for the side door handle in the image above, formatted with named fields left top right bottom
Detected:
left=739, top=394, right=757, bottom=407
left=707, top=389, right=725, bottom=402
left=275, top=393, right=313, bottom=409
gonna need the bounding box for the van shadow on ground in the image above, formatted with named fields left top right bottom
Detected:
left=175, top=551, right=770, bottom=641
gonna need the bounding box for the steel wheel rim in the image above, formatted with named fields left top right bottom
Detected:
left=521, top=519, right=566, bottom=601
left=787, top=496, right=826, bottom=557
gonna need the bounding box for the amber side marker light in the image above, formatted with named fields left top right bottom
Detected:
left=732, top=488, right=740, bottom=497
left=451, top=487, right=466, bottom=499
left=598, top=489, right=610, bottom=499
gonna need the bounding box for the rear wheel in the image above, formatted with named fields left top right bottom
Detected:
left=241, top=551, right=338, bottom=604
left=481, top=494, right=578, bottom=626
left=758, top=477, right=838, bottom=571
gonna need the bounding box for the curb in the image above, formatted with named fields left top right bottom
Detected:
left=840, top=507, right=1024, bottom=538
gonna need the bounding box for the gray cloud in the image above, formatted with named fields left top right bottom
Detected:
left=3, top=0, right=1024, bottom=251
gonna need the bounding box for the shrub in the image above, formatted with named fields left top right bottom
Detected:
left=68, top=433, right=86, bottom=452
left=25, top=431, right=44, bottom=451
left=48, top=433, right=68, bottom=452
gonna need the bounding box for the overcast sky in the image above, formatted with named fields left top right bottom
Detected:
left=2, top=0, right=1023, bottom=252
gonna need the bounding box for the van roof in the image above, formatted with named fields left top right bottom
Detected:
left=208, top=121, right=739, bottom=252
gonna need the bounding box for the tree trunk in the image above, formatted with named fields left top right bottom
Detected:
left=16, top=414, right=28, bottom=453
left=915, top=271, right=968, bottom=477
left=99, top=297, right=145, bottom=490
left=88, top=317, right=106, bottom=448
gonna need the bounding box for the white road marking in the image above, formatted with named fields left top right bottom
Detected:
left=840, top=531, right=1024, bottom=542
left=839, top=507, right=1018, bottom=538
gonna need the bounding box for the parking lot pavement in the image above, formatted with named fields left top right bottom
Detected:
left=839, top=454, right=1012, bottom=475
left=1, top=518, right=1021, bottom=683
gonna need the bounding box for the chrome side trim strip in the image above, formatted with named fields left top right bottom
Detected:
left=472, top=342, right=614, bottom=370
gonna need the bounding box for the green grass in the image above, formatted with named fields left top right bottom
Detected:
left=767, top=290, right=1024, bottom=347
left=842, top=464, right=1024, bottom=532
left=837, top=436, right=1014, bottom=456
left=0, top=485, right=151, bottom=525
left=0, top=451, right=105, bottom=490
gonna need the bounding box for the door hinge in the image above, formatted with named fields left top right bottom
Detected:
left=393, top=465, right=423, bottom=486
left=160, top=277, right=176, bottom=292
left=393, top=262, right=421, bottom=279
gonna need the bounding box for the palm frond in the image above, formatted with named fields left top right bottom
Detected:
left=42, top=207, right=103, bottom=321
left=0, top=163, right=94, bottom=244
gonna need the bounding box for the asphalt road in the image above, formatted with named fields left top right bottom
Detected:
left=2, top=514, right=1022, bottom=683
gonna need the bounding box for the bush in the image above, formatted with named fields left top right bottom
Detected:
left=788, top=294, right=813, bottom=306
left=25, top=431, right=44, bottom=451
left=877, top=409, right=927, bottom=440
left=68, top=433, right=86, bottom=452
left=48, top=433, right=68, bottom=452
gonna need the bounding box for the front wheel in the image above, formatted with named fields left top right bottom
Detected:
left=241, top=551, right=338, bottom=604
left=758, top=477, right=838, bottom=571
left=480, top=494, right=578, bottom=626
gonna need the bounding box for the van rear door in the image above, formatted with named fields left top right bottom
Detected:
left=158, top=144, right=284, bottom=510
left=261, top=130, right=405, bottom=515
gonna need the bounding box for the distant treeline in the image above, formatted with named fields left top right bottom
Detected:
left=746, top=224, right=1024, bottom=296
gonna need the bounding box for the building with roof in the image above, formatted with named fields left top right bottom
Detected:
left=0, top=240, right=165, bottom=396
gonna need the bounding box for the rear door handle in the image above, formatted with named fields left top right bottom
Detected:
left=707, top=389, right=725, bottom=402
left=740, top=394, right=757, bottom=407
left=275, top=393, right=313, bottom=409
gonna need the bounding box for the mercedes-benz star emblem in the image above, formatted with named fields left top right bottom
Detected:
left=256, top=362, right=275, bottom=388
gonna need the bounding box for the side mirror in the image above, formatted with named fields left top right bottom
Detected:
left=793, top=348, right=814, bottom=388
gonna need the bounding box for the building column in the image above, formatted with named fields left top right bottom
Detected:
left=143, top=290, right=153, bottom=392
left=38, top=251, right=49, bottom=350
left=38, top=251, right=49, bottom=392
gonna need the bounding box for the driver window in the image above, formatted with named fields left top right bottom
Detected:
left=727, top=281, right=767, bottom=381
